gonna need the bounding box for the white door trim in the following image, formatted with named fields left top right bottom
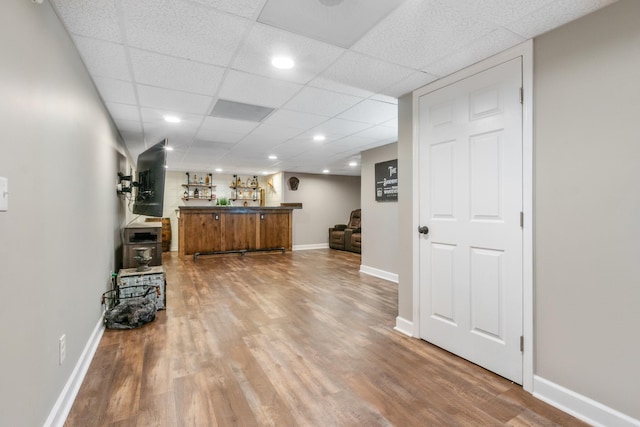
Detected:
left=411, top=40, right=533, bottom=392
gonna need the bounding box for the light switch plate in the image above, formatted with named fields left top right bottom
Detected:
left=0, top=177, right=8, bottom=211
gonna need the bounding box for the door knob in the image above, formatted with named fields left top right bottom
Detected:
left=418, top=226, right=429, bottom=235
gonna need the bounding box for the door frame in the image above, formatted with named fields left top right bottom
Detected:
left=411, top=40, right=533, bottom=392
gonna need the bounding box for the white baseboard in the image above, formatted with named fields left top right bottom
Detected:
left=533, top=376, right=640, bottom=427
left=44, top=315, right=105, bottom=427
left=293, top=243, right=329, bottom=251
left=359, top=265, right=398, bottom=283
left=394, top=316, right=414, bottom=337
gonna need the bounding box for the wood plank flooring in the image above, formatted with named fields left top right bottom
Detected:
left=65, top=250, right=587, bottom=426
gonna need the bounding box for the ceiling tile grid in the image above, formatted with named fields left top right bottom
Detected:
left=52, top=0, right=122, bottom=43
left=231, top=23, right=346, bottom=85
left=120, top=0, right=251, bottom=66
left=72, top=36, right=131, bottom=81
left=129, top=49, right=226, bottom=96
left=218, top=70, right=304, bottom=109
left=49, top=0, right=618, bottom=175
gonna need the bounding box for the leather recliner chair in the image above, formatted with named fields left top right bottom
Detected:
left=329, top=209, right=361, bottom=253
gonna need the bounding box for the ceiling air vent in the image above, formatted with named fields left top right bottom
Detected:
left=210, top=99, right=274, bottom=122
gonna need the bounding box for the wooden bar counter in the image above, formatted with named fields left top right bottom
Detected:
left=178, top=206, right=293, bottom=260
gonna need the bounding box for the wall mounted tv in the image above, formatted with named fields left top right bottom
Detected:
left=132, top=139, right=167, bottom=218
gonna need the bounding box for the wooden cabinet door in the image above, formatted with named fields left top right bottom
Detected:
left=221, top=212, right=257, bottom=251
left=258, top=211, right=291, bottom=250
left=183, top=213, right=222, bottom=254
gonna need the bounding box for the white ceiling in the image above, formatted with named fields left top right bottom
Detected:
left=50, top=0, right=616, bottom=176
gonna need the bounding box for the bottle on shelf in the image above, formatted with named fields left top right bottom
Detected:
left=194, top=188, right=199, bottom=198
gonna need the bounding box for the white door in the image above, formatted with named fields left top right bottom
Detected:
left=418, top=58, right=523, bottom=383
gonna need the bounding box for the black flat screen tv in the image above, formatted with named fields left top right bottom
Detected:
left=132, top=139, right=167, bottom=218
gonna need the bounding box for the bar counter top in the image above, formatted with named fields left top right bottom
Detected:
left=178, top=205, right=294, bottom=212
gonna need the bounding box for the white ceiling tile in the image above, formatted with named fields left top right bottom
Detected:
left=229, top=136, right=283, bottom=152
left=130, top=49, right=225, bottom=95
left=446, top=0, right=555, bottom=26
left=262, top=109, right=328, bottom=130
left=195, top=127, right=247, bottom=144
left=257, top=0, right=406, bottom=48
left=218, top=70, right=303, bottom=108
left=121, top=0, right=250, bottom=66
left=352, top=0, right=495, bottom=69
left=137, top=84, right=213, bottom=115
left=232, top=24, right=345, bottom=85
left=249, top=123, right=303, bottom=140
left=319, top=51, right=416, bottom=94
left=382, top=117, right=398, bottom=129
left=351, top=125, right=398, bottom=141
left=331, top=135, right=379, bottom=150
left=309, top=118, right=373, bottom=137
left=284, top=86, right=363, bottom=117
left=505, top=0, right=618, bottom=39
left=189, top=0, right=265, bottom=19
left=370, top=94, right=398, bottom=105
left=271, top=138, right=317, bottom=157
left=337, top=99, right=398, bottom=124
left=196, top=116, right=259, bottom=143
left=93, top=77, right=137, bottom=105
left=423, top=29, right=526, bottom=77
left=142, top=123, right=199, bottom=144
left=51, top=0, right=122, bottom=42
left=113, top=118, right=143, bottom=133
left=307, top=76, right=375, bottom=98
left=139, top=108, right=204, bottom=127
left=380, top=71, right=439, bottom=98
left=106, top=102, right=140, bottom=121
left=72, top=36, right=131, bottom=80
left=200, top=116, right=260, bottom=134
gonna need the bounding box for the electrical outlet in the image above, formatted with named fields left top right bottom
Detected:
left=59, top=334, right=66, bottom=365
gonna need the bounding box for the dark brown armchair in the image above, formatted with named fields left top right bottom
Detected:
left=329, top=209, right=361, bottom=253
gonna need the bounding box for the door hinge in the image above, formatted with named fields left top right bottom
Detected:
left=520, top=212, right=524, bottom=228
left=520, top=336, right=524, bottom=352
left=519, top=87, right=523, bottom=104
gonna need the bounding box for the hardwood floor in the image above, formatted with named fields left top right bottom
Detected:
left=66, top=250, right=587, bottom=426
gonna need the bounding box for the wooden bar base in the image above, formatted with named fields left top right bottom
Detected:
left=179, top=206, right=293, bottom=260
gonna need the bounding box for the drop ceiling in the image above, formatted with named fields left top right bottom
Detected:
left=50, top=0, right=616, bottom=176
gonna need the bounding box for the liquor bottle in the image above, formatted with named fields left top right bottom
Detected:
left=183, top=190, right=188, bottom=199
left=194, top=188, right=199, bottom=198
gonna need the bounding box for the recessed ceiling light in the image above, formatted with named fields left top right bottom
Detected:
left=268, top=155, right=278, bottom=160
left=215, top=168, right=222, bottom=172
left=164, top=146, right=174, bottom=151
left=313, top=135, right=325, bottom=141
left=163, top=115, right=181, bottom=123
left=322, top=169, right=330, bottom=174
left=349, top=161, right=357, bottom=167
left=271, top=56, right=295, bottom=70
left=262, top=171, right=270, bottom=175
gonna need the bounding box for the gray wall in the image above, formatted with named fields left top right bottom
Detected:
left=360, top=143, right=399, bottom=276
left=534, top=0, right=640, bottom=418
left=0, top=1, right=129, bottom=425
left=397, top=0, right=640, bottom=420
left=283, top=172, right=360, bottom=248
left=397, top=94, right=414, bottom=319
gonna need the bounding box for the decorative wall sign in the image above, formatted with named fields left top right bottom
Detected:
left=375, top=159, right=398, bottom=202
left=289, top=176, right=299, bottom=191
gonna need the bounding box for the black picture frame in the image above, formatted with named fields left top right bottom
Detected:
left=375, top=159, right=398, bottom=202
